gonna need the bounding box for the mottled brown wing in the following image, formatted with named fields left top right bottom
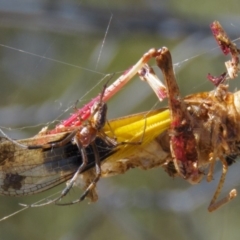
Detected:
left=0, top=133, right=113, bottom=196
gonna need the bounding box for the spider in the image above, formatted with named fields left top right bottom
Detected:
left=19, top=83, right=117, bottom=207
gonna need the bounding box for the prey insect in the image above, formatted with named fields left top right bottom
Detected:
left=0, top=21, right=239, bottom=214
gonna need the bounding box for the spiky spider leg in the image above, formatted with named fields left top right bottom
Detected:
left=207, top=21, right=240, bottom=86
left=55, top=143, right=102, bottom=206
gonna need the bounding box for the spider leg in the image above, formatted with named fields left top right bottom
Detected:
left=58, top=138, right=88, bottom=198
left=20, top=136, right=89, bottom=207
left=56, top=142, right=102, bottom=206
left=78, top=142, right=101, bottom=202
left=27, top=130, right=78, bottom=150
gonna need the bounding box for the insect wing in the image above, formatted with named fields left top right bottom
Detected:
left=0, top=133, right=114, bottom=196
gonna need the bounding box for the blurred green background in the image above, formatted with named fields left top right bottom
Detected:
left=0, top=0, right=240, bottom=239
